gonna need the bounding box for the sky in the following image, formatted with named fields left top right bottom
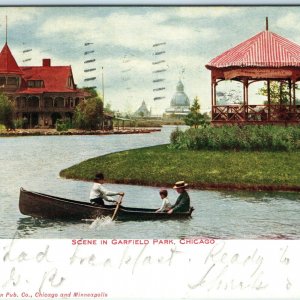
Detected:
left=1, top=6, right=300, bottom=114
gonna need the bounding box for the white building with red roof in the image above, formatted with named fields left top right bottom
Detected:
left=0, top=42, right=85, bottom=128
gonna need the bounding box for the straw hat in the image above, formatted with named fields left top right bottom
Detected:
left=173, top=181, right=188, bottom=189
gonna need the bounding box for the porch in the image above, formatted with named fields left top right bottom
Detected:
left=212, top=104, right=300, bottom=124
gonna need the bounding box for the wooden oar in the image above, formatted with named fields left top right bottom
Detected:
left=112, top=194, right=124, bottom=221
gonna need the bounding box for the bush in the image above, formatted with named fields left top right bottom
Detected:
left=0, top=93, right=14, bottom=130
left=170, top=125, right=300, bottom=151
left=56, top=119, right=72, bottom=132
left=73, top=97, right=103, bottom=130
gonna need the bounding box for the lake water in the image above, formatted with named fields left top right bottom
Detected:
left=1, top=126, right=299, bottom=239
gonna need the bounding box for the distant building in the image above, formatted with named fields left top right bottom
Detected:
left=165, top=80, right=190, bottom=117
left=134, top=100, right=151, bottom=117
left=0, top=42, right=85, bottom=128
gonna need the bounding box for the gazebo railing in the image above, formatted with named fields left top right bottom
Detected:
left=212, top=105, right=300, bottom=123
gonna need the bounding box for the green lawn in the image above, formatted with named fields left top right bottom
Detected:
left=60, top=145, right=300, bottom=191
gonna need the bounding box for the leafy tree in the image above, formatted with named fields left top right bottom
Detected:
left=82, top=87, right=98, bottom=99
left=184, top=97, right=210, bottom=128
left=73, top=91, right=103, bottom=130
left=258, top=81, right=293, bottom=105
left=0, top=93, right=14, bottom=130
left=104, top=102, right=113, bottom=113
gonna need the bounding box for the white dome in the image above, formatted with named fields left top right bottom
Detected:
left=170, top=80, right=190, bottom=107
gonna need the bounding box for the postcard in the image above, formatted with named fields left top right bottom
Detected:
left=0, top=3, right=300, bottom=300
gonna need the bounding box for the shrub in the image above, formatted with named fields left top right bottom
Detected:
left=56, top=119, right=72, bottom=132
left=0, top=93, right=14, bottom=130
left=73, top=97, right=103, bottom=130
left=170, top=125, right=300, bottom=151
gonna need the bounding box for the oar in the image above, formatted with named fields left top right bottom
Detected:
left=112, top=194, right=124, bottom=221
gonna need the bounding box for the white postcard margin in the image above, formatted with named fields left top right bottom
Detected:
left=0, top=238, right=299, bottom=299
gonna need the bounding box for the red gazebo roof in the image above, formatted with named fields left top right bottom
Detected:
left=0, top=43, right=23, bottom=74
left=206, top=30, right=300, bottom=69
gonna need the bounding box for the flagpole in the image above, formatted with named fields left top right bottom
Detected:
left=101, top=66, right=105, bottom=104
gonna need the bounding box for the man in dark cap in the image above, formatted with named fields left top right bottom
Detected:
left=89, top=173, right=124, bottom=206
left=168, top=181, right=190, bottom=214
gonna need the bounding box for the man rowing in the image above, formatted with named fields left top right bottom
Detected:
left=89, top=173, right=124, bottom=206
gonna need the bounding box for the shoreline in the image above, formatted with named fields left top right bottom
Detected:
left=0, top=128, right=161, bottom=137
left=61, top=175, right=300, bottom=193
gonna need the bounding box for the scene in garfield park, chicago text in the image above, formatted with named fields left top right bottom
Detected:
left=1, top=5, right=300, bottom=300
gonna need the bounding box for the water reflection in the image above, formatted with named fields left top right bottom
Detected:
left=17, top=217, right=69, bottom=237
left=219, top=190, right=300, bottom=203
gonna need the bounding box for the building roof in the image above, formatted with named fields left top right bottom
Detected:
left=206, top=30, right=300, bottom=69
left=134, top=100, right=151, bottom=116
left=18, top=65, right=77, bottom=94
left=0, top=42, right=80, bottom=95
left=170, top=80, right=190, bottom=107
left=0, top=43, right=23, bottom=75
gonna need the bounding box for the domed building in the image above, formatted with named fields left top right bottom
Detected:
left=134, top=100, right=151, bottom=117
left=165, top=80, right=190, bottom=117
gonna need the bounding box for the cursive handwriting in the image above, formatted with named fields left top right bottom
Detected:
left=70, top=243, right=183, bottom=275
left=0, top=237, right=297, bottom=297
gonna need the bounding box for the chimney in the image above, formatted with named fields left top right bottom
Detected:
left=43, top=58, right=51, bottom=67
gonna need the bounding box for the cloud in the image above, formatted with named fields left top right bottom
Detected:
left=36, top=9, right=217, bottom=53
left=277, top=12, right=300, bottom=30
left=175, top=7, right=244, bottom=19
left=0, top=7, right=40, bottom=26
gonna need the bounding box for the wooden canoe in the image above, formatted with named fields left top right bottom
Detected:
left=19, top=188, right=194, bottom=221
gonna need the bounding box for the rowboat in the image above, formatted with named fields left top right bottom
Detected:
left=19, top=188, right=194, bottom=221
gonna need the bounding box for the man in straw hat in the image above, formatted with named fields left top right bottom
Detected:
left=168, top=180, right=190, bottom=214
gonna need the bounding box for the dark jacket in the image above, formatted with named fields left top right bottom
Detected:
left=172, top=191, right=190, bottom=212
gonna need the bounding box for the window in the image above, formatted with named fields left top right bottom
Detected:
left=27, top=80, right=44, bottom=88
left=7, top=77, right=18, bottom=86
left=68, top=76, right=73, bottom=88
left=0, top=77, right=5, bottom=86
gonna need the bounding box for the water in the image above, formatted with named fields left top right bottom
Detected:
left=1, top=126, right=300, bottom=239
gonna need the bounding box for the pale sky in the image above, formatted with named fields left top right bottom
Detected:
left=0, top=6, right=300, bottom=114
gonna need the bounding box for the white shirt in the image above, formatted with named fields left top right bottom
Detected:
left=89, top=183, right=119, bottom=202
left=157, top=197, right=171, bottom=212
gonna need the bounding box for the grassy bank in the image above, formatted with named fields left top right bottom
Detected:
left=60, top=145, right=300, bottom=191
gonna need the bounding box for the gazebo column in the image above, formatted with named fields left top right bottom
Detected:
left=243, top=79, right=249, bottom=121
left=211, top=79, right=214, bottom=108
left=292, top=80, right=296, bottom=106
left=292, top=80, right=297, bottom=117
left=267, top=80, right=271, bottom=121
left=289, top=79, right=292, bottom=106
left=211, top=77, right=217, bottom=120
left=279, top=81, right=283, bottom=105
left=214, top=81, right=217, bottom=106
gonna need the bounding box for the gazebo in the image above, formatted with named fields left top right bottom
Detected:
left=205, top=19, right=300, bottom=125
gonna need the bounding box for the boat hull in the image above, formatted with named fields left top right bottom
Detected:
left=19, top=188, right=194, bottom=221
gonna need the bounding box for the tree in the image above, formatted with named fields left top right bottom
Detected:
left=104, top=102, right=113, bottom=113
left=258, top=81, right=292, bottom=105
left=73, top=92, right=103, bottom=130
left=184, top=97, right=210, bottom=128
left=83, top=86, right=98, bottom=99
left=0, top=93, right=14, bottom=130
